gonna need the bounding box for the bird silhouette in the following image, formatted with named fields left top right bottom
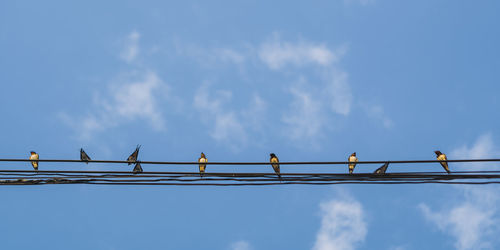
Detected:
left=80, top=148, right=91, bottom=163
left=374, top=162, right=389, bottom=174
left=127, top=145, right=141, bottom=165
left=133, top=162, right=143, bottom=174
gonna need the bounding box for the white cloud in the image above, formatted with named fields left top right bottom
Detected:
left=420, top=133, right=500, bottom=250
left=110, top=72, right=166, bottom=129
left=62, top=71, right=168, bottom=140
left=229, top=240, right=251, bottom=250
left=172, top=35, right=364, bottom=145
left=283, top=85, right=325, bottom=141
left=313, top=194, right=367, bottom=250
left=326, top=69, right=352, bottom=116
left=259, top=35, right=344, bottom=70
left=193, top=83, right=248, bottom=150
left=451, top=133, right=500, bottom=170
left=419, top=196, right=495, bottom=250
left=174, top=40, right=247, bottom=67
left=258, top=35, right=356, bottom=139
left=120, top=31, right=140, bottom=63
left=360, top=103, right=393, bottom=128
left=242, top=94, right=267, bottom=130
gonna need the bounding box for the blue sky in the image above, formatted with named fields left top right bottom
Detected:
left=1, top=0, right=500, bottom=249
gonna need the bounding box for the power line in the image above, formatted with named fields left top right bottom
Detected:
left=0, top=170, right=499, bottom=185
left=1, top=158, right=500, bottom=165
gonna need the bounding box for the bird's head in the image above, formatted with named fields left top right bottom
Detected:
left=30, top=151, right=36, bottom=155
left=201, top=152, right=205, bottom=158
left=270, top=153, right=276, bottom=157
left=351, top=152, right=356, bottom=156
left=434, top=150, right=442, bottom=156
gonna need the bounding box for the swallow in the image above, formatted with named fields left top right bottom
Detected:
left=133, top=162, right=143, bottom=174
left=348, top=152, right=358, bottom=174
left=80, top=148, right=91, bottom=163
left=198, top=152, right=207, bottom=177
left=127, top=145, right=141, bottom=165
left=374, top=162, right=389, bottom=174
left=434, top=150, right=450, bottom=174
left=29, top=151, right=39, bottom=171
left=270, top=153, right=281, bottom=178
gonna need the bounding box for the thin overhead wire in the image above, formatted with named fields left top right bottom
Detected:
left=1, top=158, right=500, bottom=165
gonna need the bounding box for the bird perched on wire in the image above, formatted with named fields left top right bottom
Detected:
left=434, top=150, right=450, bottom=174
left=198, top=152, right=207, bottom=177
left=80, top=148, right=91, bottom=163
left=29, top=151, right=39, bottom=171
left=374, top=162, right=389, bottom=174
left=133, top=162, right=143, bottom=174
left=270, top=153, right=281, bottom=178
left=348, top=152, right=358, bottom=174
left=127, top=145, right=141, bottom=165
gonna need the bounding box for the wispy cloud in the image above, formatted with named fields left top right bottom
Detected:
left=451, top=133, right=500, bottom=170
left=420, top=133, right=500, bottom=250
left=174, top=40, right=247, bottom=67
left=326, top=69, right=352, bottom=116
left=419, top=193, right=496, bottom=250
left=313, top=192, right=367, bottom=250
left=242, top=94, right=267, bottom=130
left=229, top=240, right=251, bottom=250
left=259, top=35, right=345, bottom=70
left=281, top=69, right=355, bottom=143
left=172, top=34, right=386, bottom=145
left=65, top=31, right=393, bottom=150
left=283, top=84, right=325, bottom=141
left=193, top=83, right=249, bottom=150
left=120, top=31, right=140, bottom=63
left=61, top=71, right=169, bottom=141
left=360, top=102, right=394, bottom=128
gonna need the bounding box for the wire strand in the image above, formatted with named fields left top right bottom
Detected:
left=1, top=158, right=500, bottom=165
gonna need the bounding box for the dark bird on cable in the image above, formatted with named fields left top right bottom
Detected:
left=270, top=153, right=281, bottom=178
left=29, top=151, right=39, bottom=171
left=434, top=150, right=450, bottom=174
left=374, top=162, right=389, bottom=174
left=127, top=145, right=141, bottom=165
left=198, top=152, right=207, bottom=177
left=133, top=162, right=143, bottom=174
left=80, top=148, right=91, bottom=163
left=348, top=152, right=358, bottom=174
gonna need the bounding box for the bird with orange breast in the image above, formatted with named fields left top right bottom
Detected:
left=348, top=152, right=358, bottom=174
left=270, top=153, right=281, bottom=178
left=434, top=150, right=450, bottom=174
left=29, top=151, right=39, bottom=171
left=198, top=152, right=207, bottom=177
